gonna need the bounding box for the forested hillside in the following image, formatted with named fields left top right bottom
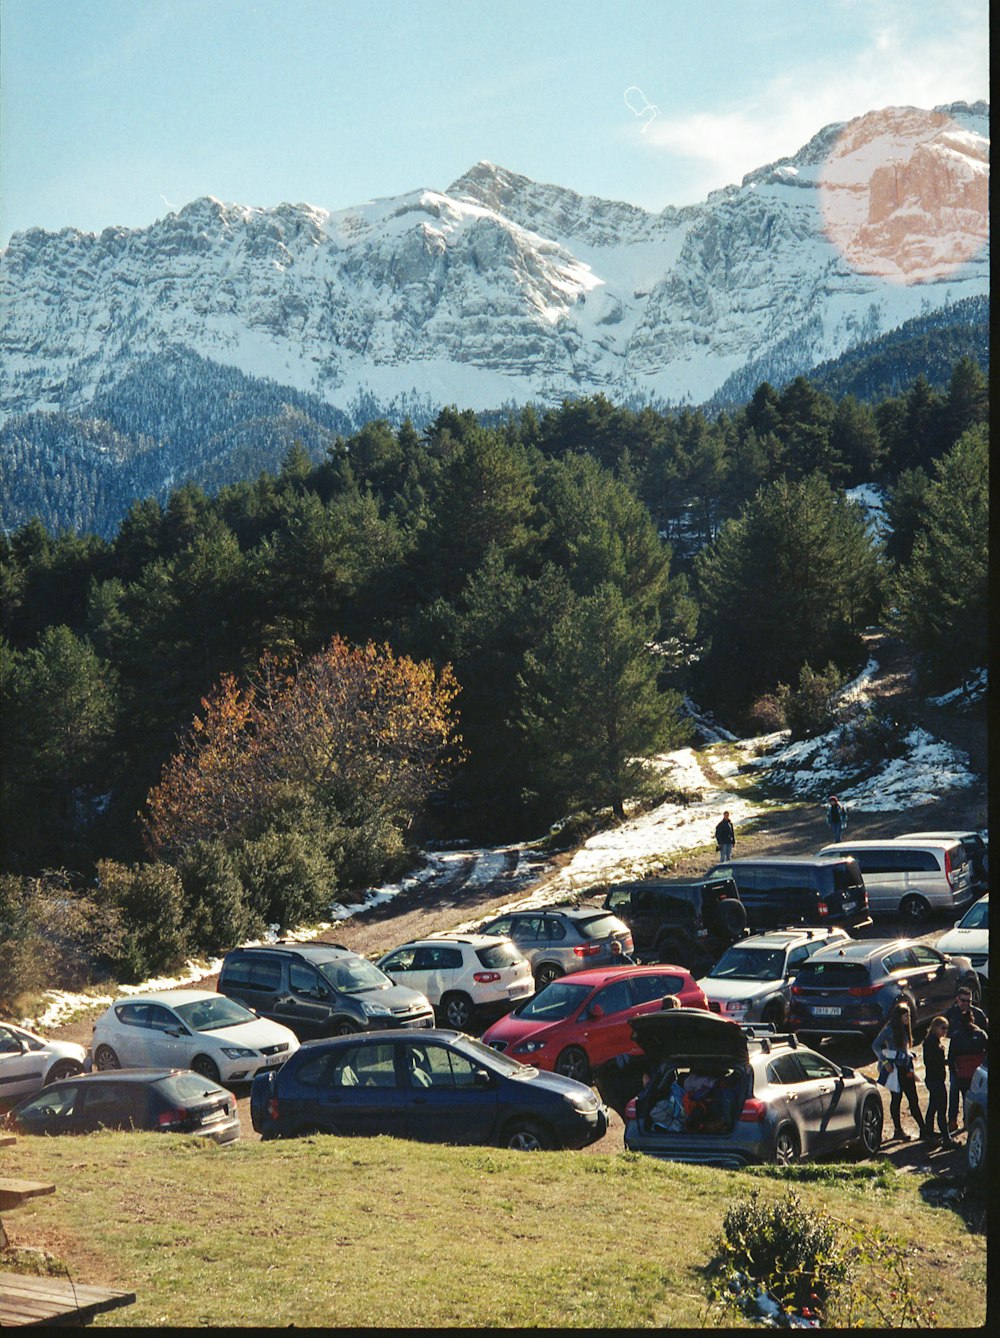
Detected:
left=0, top=359, right=988, bottom=999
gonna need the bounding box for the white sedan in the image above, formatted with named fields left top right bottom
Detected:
left=91, top=989, right=299, bottom=1085
left=0, top=1021, right=87, bottom=1106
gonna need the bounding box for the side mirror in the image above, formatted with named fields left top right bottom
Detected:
left=473, top=1069, right=492, bottom=1089
left=588, top=1004, right=605, bottom=1020
left=839, top=1066, right=855, bottom=1079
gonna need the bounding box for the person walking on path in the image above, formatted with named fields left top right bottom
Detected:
left=715, top=811, right=736, bottom=862
left=826, top=795, right=847, bottom=842
left=872, top=1000, right=927, bottom=1141
left=945, top=983, right=988, bottom=1131
left=921, top=1016, right=954, bottom=1145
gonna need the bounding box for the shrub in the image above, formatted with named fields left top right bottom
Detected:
left=749, top=693, right=787, bottom=732
left=776, top=661, right=847, bottom=740
left=835, top=707, right=909, bottom=772
left=179, top=841, right=260, bottom=953
left=236, top=824, right=340, bottom=931
left=93, top=859, right=191, bottom=981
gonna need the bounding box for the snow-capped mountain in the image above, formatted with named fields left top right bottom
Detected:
left=0, top=100, right=988, bottom=425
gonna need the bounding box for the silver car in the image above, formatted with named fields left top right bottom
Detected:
left=478, top=904, right=634, bottom=988
left=817, top=839, right=974, bottom=923
left=697, top=927, right=853, bottom=1029
left=621, top=1010, right=883, bottom=1167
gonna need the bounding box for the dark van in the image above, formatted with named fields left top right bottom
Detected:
left=703, top=857, right=871, bottom=933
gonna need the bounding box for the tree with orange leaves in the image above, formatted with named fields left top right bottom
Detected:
left=144, top=636, right=462, bottom=862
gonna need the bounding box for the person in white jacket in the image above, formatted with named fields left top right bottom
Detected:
left=871, top=1000, right=927, bottom=1141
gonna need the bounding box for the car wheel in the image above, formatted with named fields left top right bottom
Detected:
left=713, top=899, right=748, bottom=938
left=860, top=1094, right=883, bottom=1154
left=441, top=992, right=474, bottom=1030
left=774, top=1126, right=800, bottom=1166
left=761, top=1001, right=786, bottom=1031
left=966, top=1116, right=987, bottom=1175
left=503, top=1120, right=553, bottom=1152
left=534, top=963, right=563, bottom=989
left=333, top=1020, right=359, bottom=1037
left=191, top=1055, right=222, bottom=1083
left=94, top=1045, right=120, bottom=1071
left=899, top=894, right=931, bottom=925
left=44, top=1058, right=84, bottom=1085
left=554, top=1046, right=591, bottom=1084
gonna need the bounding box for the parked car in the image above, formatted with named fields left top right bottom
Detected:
left=480, top=964, right=708, bottom=1083
left=698, top=927, right=854, bottom=1030
left=0, top=1022, right=86, bottom=1108
left=893, top=830, right=989, bottom=893
left=376, top=934, right=534, bottom=1030
left=964, top=1057, right=987, bottom=1178
left=620, top=1010, right=883, bottom=1167
left=602, top=876, right=747, bottom=973
left=3, top=1068, right=240, bottom=1144
left=787, top=938, right=977, bottom=1037
left=249, top=1028, right=610, bottom=1151
left=935, top=894, right=988, bottom=1005
left=817, top=838, right=974, bottom=924
left=91, top=989, right=300, bottom=1085
left=704, top=856, right=872, bottom=933
left=477, top=905, right=634, bottom=987
left=217, top=942, right=435, bottom=1039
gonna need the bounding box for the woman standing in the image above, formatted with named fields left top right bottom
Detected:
left=872, top=1000, right=927, bottom=1141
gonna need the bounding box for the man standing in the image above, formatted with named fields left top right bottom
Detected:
left=826, top=795, right=847, bottom=842
left=715, top=811, right=736, bottom=862
left=945, top=983, right=988, bottom=1132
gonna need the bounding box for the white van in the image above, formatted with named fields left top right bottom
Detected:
left=816, top=838, right=974, bottom=924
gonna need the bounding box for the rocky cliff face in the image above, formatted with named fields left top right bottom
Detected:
left=0, top=101, right=988, bottom=423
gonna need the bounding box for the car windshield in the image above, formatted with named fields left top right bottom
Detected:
left=576, top=913, right=626, bottom=939
left=515, top=981, right=590, bottom=1020
left=453, top=1033, right=532, bottom=1077
left=315, top=958, right=392, bottom=993
left=708, top=947, right=786, bottom=981
left=173, top=996, right=257, bottom=1031
left=958, top=900, right=989, bottom=929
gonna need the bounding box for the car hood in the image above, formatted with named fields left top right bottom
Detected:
left=481, top=1014, right=559, bottom=1047
left=505, top=1063, right=599, bottom=1102
left=937, top=928, right=988, bottom=955
left=697, top=977, right=775, bottom=1002
left=357, top=983, right=431, bottom=1010
left=629, top=1009, right=748, bottom=1064
left=46, top=1039, right=88, bottom=1063
left=199, top=1017, right=300, bottom=1050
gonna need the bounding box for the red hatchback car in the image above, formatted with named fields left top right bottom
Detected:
left=480, top=964, right=708, bottom=1083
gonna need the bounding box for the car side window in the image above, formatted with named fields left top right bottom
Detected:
left=508, top=917, right=538, bottom=943
left=382, top=948, right=417, bottom=972
left=910, top=945, right=944, bottom=968
left=485, top=916, right=513, bottom=936
left=145, top=1005, right=179, bottom=1032
left=794, top=1051, right=840, bottom=1080
left=296, top=1049, right=362, bottom=1088
left=79, top=1082, right=132, bottom=1126
left=883, top=948, right=917, bottom=974
left=0, top=1026, right=21, bottom=1054
left=767, top=1054, right=802, bottom=1084
left=590, top=979, right=632, bottom=1016
left=605, top=888, right=630, bottom=913
left=544, top=918, right=567, bottom=942
left=20, top=1084, right=81, bottom=1119
left=787, top=946, right=811, bottom=970
left=412, top=1043, right=480, bottom=1089
left=289, top=961, right=328, bottom=997
left=249, top=958, right=283, bottom=992
left=353, top=1044, right=399, bottom=1088
left=629, top=974, right=685, bottom=1005
left=115, top=1003, right=151, bottom=1028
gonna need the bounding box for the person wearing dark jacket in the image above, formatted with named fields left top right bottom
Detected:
left=826, top=796, right=847, bottom=842
left=921, top=1016, right=953, bottom=1144
left=872, top=1000, right=927, bottom=1141
left=715, top=812, right=736, bottom=862
left=945, top=984, right=988, bottom=1130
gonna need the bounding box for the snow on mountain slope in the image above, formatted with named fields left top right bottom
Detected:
left=0, top=100, right=988, bottom=424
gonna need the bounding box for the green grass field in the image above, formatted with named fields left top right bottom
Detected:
left=4, top=1133, right=986, bottom=1328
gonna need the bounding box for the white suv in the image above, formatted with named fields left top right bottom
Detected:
left=376, top=935, right=534, bottom=1030
left=936, top=894, right=988, bottom=1001
left=697, top=927, right=853, bottom=1030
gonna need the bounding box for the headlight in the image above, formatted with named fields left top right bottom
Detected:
left=725, top=1001, right=749, bottom=1013
left=512, top=1039, right=547, bottom=1055
left=221, top=1046, right=256, bottom=1059
left=360, top=1001, right=391, bottom=1017
left=564, top=1089, right=598, bottom=1111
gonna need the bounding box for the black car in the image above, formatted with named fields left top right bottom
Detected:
left=602, top=877, right=747, bottom=974
left=3, top=1069, right=241, bottom=1144
left=217, top=942, right=435, bottom=1039
left=705, top=856, right=872, bottom=933
left=250, top=1028, right=609, bottom=1150
left=787, top=938, right=977, bottom=1037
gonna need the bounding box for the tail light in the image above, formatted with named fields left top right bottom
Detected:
left=739, top=1098, right=768, bottom=1122
left=473, top=971, right=501, bottom=983
left=573, top=943, right=602, bottom=957
left=624, top=1097, right=637, bottom=1121
left=848, top=980, right=889, bottom=997
left=267, top=1097, right=279, bottom=1122
left=790, top=985, right=803, bottom=995
left=944, top=849, right=955, bottom=888
left=816, top=902, right=829, bottom=917
left=157, top=1107, right=189, bottom=1128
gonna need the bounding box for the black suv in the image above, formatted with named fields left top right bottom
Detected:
left=217, top=943, right=435, bottom=1040
left=602, top=877, right=748, bottom=975
left=705, top=856, right=872, bottom=933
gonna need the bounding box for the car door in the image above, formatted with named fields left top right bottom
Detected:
left=401, top=1040, right=498, bottom=1144
left=790, top=1049, right=856, bottom=1151
left=379, top=946, right=421, bottom=993
left=0, top=1025, right=46, bottom=1104
left=74, top=1081, right=143, bottom=1133
left=766, top=1051, right=841, bottom=1154
left=567, top=976, right=635, bottom=1068
left=140, top=1004, right=194, bottom=1069
left=507, top=915, right=545, bottom=968
left=109, top=1002, right=154, bottom=1065
left=909, top=944, right=960, bottom=1016
left=310, top=1042, right=406, bottom=1137
left=282, top=959, right=339, bottom=1039
left=410, top=945, right=458, bottom=1009
left=12, top=1080, right=83, bottom=1135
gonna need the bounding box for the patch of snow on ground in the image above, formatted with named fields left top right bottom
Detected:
left=837, top=728, right=975, bottom=810
left=682, top=695, right=739, bottom=743
left=927, top=667, right=987, bottom=707
left=837, top=657, right=879, bottom=706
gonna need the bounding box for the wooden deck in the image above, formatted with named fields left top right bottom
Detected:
left=0, top=1272, right=136, bottom=1327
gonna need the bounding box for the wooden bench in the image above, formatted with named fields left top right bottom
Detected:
left=0, top=1272, right=136, bottom=1327
left=0, top=1135, right=16, bottom=1148
left=0, top=1179, right=56, bottom=1251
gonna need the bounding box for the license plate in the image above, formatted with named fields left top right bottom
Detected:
left=200, top=1109, right=226, bottom=1125
left=509, top=983, right=532, bottom=997
left=261, top=1057, right=283, bottom=1068
left=814, top=1006, right=841, bottom=1016
left=842, top=901, right=856, bottom=912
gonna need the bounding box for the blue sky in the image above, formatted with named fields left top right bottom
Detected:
left=0, top=0, right=988, bottom=244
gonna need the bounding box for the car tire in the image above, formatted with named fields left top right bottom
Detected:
left=860, top=1094, right=884, bottom=1155
left=774, top=1126, right=800, bottom=1166
left=534, top=963, right=563, bottom=989
left=191, top=1055, right=222, bottom=1083
left=333, top=1020, right=359, bottom=1037
left=554, top=1046, right=591, bottom=1084
left=44, top=1058, right=84, bottom=1085
left=713, top=899, right=748, bottom=939
left=502, top=1119, right=554, bottom=1152
left=441, top=992, right=474, bottom=1031
left=761, top=1001, right=786, bottom=1031
left=966, top=1115, right=987, bottom=1176
left=899, top=894, right=931, bottom=925
left=94, top=1045, right=120, bottom=1071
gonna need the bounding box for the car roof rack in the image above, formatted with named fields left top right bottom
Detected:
left=275, top=939, right=349, bottom=951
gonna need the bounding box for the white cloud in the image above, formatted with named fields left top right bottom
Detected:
left=639, top=2, right=988, bottom=198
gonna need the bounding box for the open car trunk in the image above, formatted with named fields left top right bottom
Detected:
left=636, top=1059, right=750, bottom=1135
